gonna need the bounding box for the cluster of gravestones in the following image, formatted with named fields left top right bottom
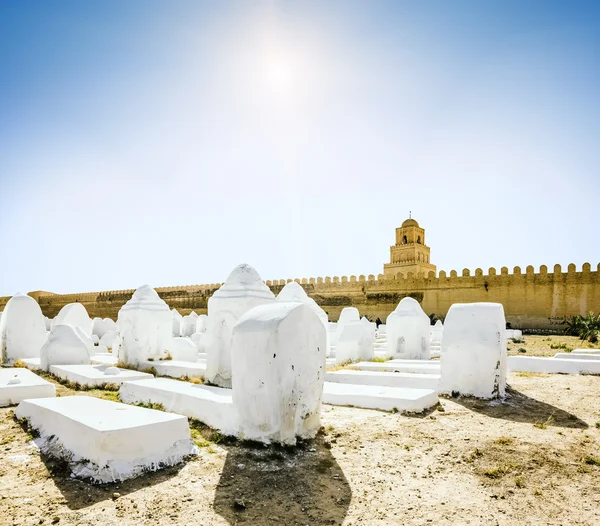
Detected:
left=2, top=263, right=597, bottom=484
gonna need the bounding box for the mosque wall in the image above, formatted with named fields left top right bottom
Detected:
left=2, top=263, right=598, bottom=330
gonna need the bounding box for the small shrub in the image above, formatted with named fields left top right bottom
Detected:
left=550, top=343, right=572, bottom=351
left=134, top=401, right=165, bottom=412
left=518, top=348, right=527, bottom=353
left=534, top=414, right=555, bottom=429
left=12, top=359, right=27, bottom=368
left=495, top=436, right=513, bottom=445
left=514, top=476, right=525, bottom=488
left=584, top=455, right=600, bottom=466
left=595, top=422, right=600, bottom=429
left=511, top=337, right=524, bottom=344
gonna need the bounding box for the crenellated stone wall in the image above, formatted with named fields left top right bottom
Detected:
left=1, top=263, right=598, bottom=330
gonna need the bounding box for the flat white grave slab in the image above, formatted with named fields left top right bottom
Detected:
left=50, top=364, right=153, bottom=387
left=21, top=358, right=42, bottom=371
left=326, top=370, right=440, bottom=391
left=553, top=353, right=600, bottom=361
left=0, top=368, right=56, bottom=407
left=569, top=348, right=600, bottom=354
left=508, top=356, right=600, bottom=374
left=15, top=396, right=196, bottom=483
left=323, top=382, right=438, bottom=413
left=120, top=378, right=237, bottom=436
left=349, top=360, right=441, bottom=374
left=373, top=349, right=388, bottom=358
left=90, top=353, right=118, bottom=366
left=139, top=360, right=206, bottom=378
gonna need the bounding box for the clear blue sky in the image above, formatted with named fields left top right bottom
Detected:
left=1, top=1, right=599, bottom=296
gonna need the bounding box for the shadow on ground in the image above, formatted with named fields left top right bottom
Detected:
left=213, top=432, right=351, bottom=526
left=450, top=386, right=588, bottom=429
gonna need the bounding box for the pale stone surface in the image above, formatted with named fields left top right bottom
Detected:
left=40, top=324, right=91, bottom=371
left=386, top=297, right=430, bottom=359
left=325, top=370, right=440, bottom=391
left=335, top=319, right=374, bottom=364
left=0, top=293, right=48, bottom=363
left=139, top=360, right=206, bottom=378
left=55, top=303, right=93, bottom=337
left=117, top=285, right=172, bottom=366
left=99, top=330, right=118, bottom=349
left=350, top=360, right=441, bottom=374
left=553, top=352, right=600, bottom=360
left=181, top=312, right=198, bottom=338
left=15, top=396, right=196, bottom=483
left=439, top=303, right=507, bottom=398
left=49, top=364, right=153, bottom=387
left=430, top=320, right=443, bottom=346
left=90, top=353, right=118, bottom=366
left=195, top=314, right=208, bottom=334
left=205, top=264, right=275, bottom=388
left=44, top=316, right=52, bottom=331
left=231, top=302, right=326, bottom=445
left=0, top=368, right=56, bottom=407
left=322, top=382, right=438, bottom=413
left=167, top=337, right=198, bottom=362
left=172, top=309, right=182, bottom=337
left=120, top=378, right=238, bottom=436
left=508, top=356, right=600, bottom=374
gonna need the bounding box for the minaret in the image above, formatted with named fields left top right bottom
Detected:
left=383, top=216, right=436, bottom=277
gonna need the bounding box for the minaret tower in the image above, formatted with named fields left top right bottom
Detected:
left=383, top=214, right=436, bottom=277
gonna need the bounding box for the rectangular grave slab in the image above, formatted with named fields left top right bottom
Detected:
left=15, top=396, right=196, bottom=483
left=553, top=353, right=600, bottom=361
left=569, top=349, right=600, bottom=354
left=139, top=360, right=206, bottom=379
left=21, top=358, right=42, bottom=371
left=508, top=356, right=600, bottom=374
left=325, top=370, right=440, bottom=391
left=90, top=353, right=118, bottom=366
left=120, top=378, right=238, bottom=436
left=49, top=364, right=153, bottom=388
left=0, top=368, right=55, bottom=407
left=322, top=382, right=438, bottom=413
left=349, top=361, right=441, bottom=374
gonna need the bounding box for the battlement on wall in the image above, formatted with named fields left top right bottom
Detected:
left=265, top=262, right=600, bottom=288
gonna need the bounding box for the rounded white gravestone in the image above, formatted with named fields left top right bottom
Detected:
left=99, top=330, right=118, bottom=350
left=55, top=303, right=93, bottom=337
left=167, top=337, right=198, bottom=362
left=172, top=309, right=182, bottom=337
left=336, top=317, right=375, bottom=364
left=0, top=293, right=48, bottom=363
left=386, top=297, right=430, bottom=359
left=430, top=319, right=443, bottom=345
left=44, top=316, right=52, bottom=331
left=74, top=327, right=95, bottom=357
left=92, top=318, right=107, bottom=338
left=195, top=314, right=208, bottom=334
left=181, top=312, right=199, bottom=338
left=117, top=285, right=172, bottom=366
left=232, top=302, right=327, bottom=445
left=40, top=324, right=92, bottom=371
left=205, top=264, right=275, bottom=388
left=277, top=282, right=330, bottom=355
left=439, top=303, right=507, bottom=399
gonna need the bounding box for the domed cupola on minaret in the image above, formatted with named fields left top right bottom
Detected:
left=383, top=214, right=436, bottom=277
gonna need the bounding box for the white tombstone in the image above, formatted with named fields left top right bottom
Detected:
left=172, top=309, right=182, bottom=337
left=205, top=264, right=275, bottom=387
left=181, top=312, right=198, bottom=337
left=117, top=285, right=172, bottom=366
left=336, top=317, right=375, bottom=364
left=167, top=337, right=198, bottom=362
left=0, top=293, right=48, bottom=363
left=439, top=303, right=507, bottom=399
left=40, top=324, right=91, bottom=371
left=328, top=322, right=338, bottom=350
left=103, top=318, right=117, bottom=332
left=430, top=320, right=444, bottom=346
left=276, top=282, right=329, bottom=355
left=190, top=332, right=208, bottom=353
left=99, top=330, right=118, bottom=350
left=74, top=327, right=95, bottom=357
left=44, top=316, right=52, bottom=331
left=55, top=303, right=93, bottom=337
left=377, top=324, right=387, bottom=336
left=92, top=317, right=107, bottom=338
left=386, top=298, right=430, bottom=359
left=195, top=314, right=208, bottom=334
left=231, top=302, right=326, bottom=445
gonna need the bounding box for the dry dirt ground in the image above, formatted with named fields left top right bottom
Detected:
left=1, top=341, right=599, bottom=526
left=507, top=334, right=600, bottom=358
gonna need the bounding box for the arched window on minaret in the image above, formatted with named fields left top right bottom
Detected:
left=417, top=236, right=421, bottom=244
left=402, top=235, right=408, bottom=244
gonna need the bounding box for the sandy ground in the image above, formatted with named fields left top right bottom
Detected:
left=507, top=334, right=599, bottom=357
left=0, top=367, right=599, bottom=526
